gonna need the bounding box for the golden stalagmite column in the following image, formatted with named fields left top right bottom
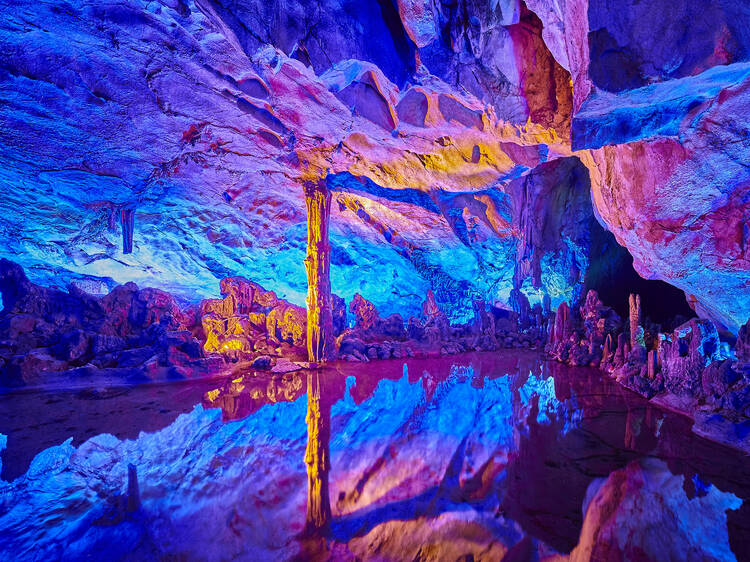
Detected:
left=304, top=370, right=331, bottom=533
left=303, top=177, right=335, bottom=363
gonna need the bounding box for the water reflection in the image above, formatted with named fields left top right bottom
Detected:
left=1, top=352, right=749, bottom=559
left=198, top=353, right=750, bottom=558
left=305, top=371, right=331, bottom=533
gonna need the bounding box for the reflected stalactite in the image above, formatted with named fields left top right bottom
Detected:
left=120, top=206, right=135, bottom=254
left=305, top=370, right=332, bottom=533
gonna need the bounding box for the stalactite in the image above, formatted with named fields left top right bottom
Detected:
left=121, top=207, right=135, bottom=254
left=303, top=178, right=334, bottom=363
left=304, top=371, right=331, bottom=533
left=126, top=463, right=140, bottom=513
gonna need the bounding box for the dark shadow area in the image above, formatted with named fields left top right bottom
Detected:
left=587, top=0, right=750, bottom=92
left=0, top=378, right=223, bottom=480
left=205, top=0, right=416, bottom=86
left=507, top=362, right=750, bottom=556
left=585, top=228, right=695, bottom=329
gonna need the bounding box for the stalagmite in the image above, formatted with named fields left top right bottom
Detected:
left=553, top=302, right=570, bottom=344
left=510, top=288, right=531, bottom=329
left=542, top=294, right=551, bottom=316
left=629, top=293, right=643, bottom=349
left=647, top=350, right=658, bottom=379
left=602, top=333, right=613, bottom=364
left=121, top=207, right=135, bottom=254
left=614, top=333, right=628, bottom=365
left=304, top=371, right=331, bottom=533
left=303, top=178, right=335, bottom=363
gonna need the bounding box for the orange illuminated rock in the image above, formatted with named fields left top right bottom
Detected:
left=303, top=178, right=335, bottom=362
left=267, top=304, right=307, bottom=347
left=350, top=293, right=379, bottom=331
left=199, top=276, right=308, bottom=360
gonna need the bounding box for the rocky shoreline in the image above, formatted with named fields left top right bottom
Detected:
left=546, top=289, right=750, bottom=453
left=2, top=257, right=748, bottom=454
left=0, top=259, right=545, bottom=390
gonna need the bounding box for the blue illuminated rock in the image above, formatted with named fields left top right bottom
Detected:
left=0, top=0, right=748, bottom=335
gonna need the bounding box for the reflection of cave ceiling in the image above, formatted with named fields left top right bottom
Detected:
left=0, top=0, right=749, bottom=330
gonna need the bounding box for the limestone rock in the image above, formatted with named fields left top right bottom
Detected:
left=659, top=319, right=723, bottom=396
left=349, top=294, right=379, bottom=332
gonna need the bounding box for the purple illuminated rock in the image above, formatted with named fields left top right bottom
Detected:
left=659, top=319, right=723, bottom=396
left=0, top=260, right=205, bottom=387
left=0, top=0, right=748, bottom=344
left=737, top=319, right=750, bottom=365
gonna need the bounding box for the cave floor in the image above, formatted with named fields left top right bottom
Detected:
left=1, top=350, right=749, bottom=559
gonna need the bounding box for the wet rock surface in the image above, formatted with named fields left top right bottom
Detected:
left=1, top=0, right=748, bottom=332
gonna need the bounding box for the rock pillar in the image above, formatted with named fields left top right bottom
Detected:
left=602, top=333, right=613, bottom=365
left=553, top=301, right=570, bottom=344
left=304, top=371, right=331, bottom=533
left=303, top=178, right=335, bottom=363
left=629, top=293, right=643, bottom=349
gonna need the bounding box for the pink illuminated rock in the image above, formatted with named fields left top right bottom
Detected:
left=569, top=459, right=740, bottom=561
left=578, top=65, right=750, bottom=333
left=349, top=293, right=379, bottom=332
left=396, top=0, right=437, bottom=48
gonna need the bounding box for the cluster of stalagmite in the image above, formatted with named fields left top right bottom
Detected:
left=198, top=277, right=321, bottom=362
left=199, top=172, right=549, bottom=368
left=546, top=289, right=750, bottom=419
left=198, top=282, right=548, bottom=371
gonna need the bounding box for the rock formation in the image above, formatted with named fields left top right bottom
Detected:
left=1, top=0, right=749, bottom=558
left=546, top=287, right=750, bottom=425
left=629, top=293, right=642, bottom=350
left=200, top=275, right=332, bottom=364
left=0, top=256, right=562, bottom=388
left=3, top=0, right=745, bottom=332
left=303, top=177, right=335, bottom=363
left=0, top=259, right=211, bottom=387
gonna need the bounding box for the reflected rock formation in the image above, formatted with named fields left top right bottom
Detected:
left=0, top=354, right=749, bottom=558
left=571, top=459, right=741, bottom=561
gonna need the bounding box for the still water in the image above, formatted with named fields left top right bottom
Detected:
left=0, top=351, right=748, bottom=560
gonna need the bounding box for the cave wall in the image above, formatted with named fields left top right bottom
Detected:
left=0, top=0, right=748, bottom=330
